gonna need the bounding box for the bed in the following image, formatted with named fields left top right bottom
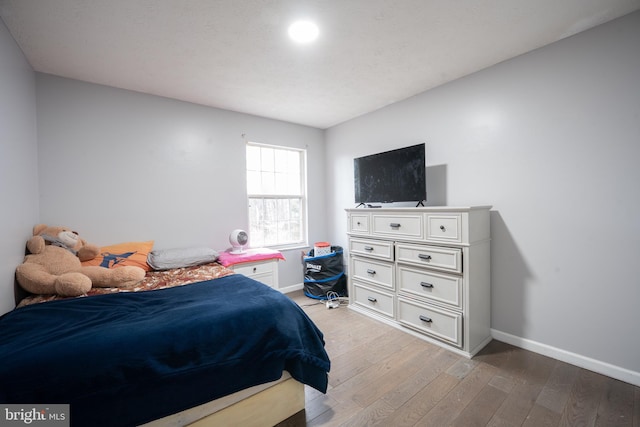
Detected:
left=0, top=262, right=330, bottom=426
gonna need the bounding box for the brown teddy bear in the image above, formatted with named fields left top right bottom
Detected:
left=16, top=224, right=146, bottom=297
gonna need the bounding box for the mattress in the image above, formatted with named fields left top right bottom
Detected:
left=1, top=273, right=330, bottom=426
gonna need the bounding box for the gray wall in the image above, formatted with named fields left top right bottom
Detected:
left=0, top=18, right=39, bottom=314
left=325, top=11, right=640, bottom=380
left=35, top=74, right=326, bottom=292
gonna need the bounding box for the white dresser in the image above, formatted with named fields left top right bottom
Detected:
left=346, top=206, right=491, bottom=357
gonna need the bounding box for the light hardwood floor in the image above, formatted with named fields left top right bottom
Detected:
left=286, top=290, right=640, bottom=427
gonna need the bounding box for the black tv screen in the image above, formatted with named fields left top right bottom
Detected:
left=354, top=143, right=426, bottom=204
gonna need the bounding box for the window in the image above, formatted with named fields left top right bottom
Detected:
left=246, top=142, right=307, bottom=248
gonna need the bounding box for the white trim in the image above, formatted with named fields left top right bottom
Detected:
left=280, top=283, right=303, bottom=294
left=491, top=329, right=640, bottom=387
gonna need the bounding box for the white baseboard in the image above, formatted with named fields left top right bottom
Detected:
left=491, top=329, right=640, bottom=387
left=279, top=283, right=303, bottom=294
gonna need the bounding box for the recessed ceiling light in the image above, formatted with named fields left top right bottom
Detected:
left=288, top=20, right=319, bottom=44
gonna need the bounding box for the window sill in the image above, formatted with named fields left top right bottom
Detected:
left=261, top=244, right=310, bottom=253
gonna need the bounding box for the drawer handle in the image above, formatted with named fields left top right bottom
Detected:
left=364, top=246, right=374, bottom=251
left=420, top=282, right=434, bottom=288
left=253, top=267, right=257, bottom=273
left=367, top=296, right=377, bottom=303
left=419, top=315, right=433, bottom=323
left=389, top=223, right=401, bottom=228
left=357, top=221, right=361, bottom=225
left=418, top=254, right=432, bottom=261
left=366, top=269, right=376, bottom=275
left=440, top=225, right=446, bottom=231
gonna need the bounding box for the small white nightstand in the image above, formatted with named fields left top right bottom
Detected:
left=218, top=248, right=284, bottom=289
left=229, top=258, right=279, bottom=288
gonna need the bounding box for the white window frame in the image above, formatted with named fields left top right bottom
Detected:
left=246, top=142, right=308, bottom=250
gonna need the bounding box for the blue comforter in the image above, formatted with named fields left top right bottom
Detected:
left=0, top=275, right=330, bottom=426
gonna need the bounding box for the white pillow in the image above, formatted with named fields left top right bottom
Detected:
left=147, top=247, right=219, bottom=270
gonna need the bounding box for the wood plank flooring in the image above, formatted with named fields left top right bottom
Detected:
left=286, top=291, right=640, bottom=427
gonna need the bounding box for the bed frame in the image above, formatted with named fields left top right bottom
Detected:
left=140, top=373, right=305, bottom=426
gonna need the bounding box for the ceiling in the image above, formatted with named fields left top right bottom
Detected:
left=1, top=1, right=639, bottom=129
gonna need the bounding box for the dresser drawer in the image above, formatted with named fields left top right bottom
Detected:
left=352, top=257, right=394, bottom=290
left=426, top=214, right=462, bottom=243
left=372, top=214, right=423, bottom=239
left=232, top=260, right=277, bottom=287
left=349, top=214, right=370, bottom=234
left=354, top=283, right=394, bottom=318
left=397, top=297, right=462, bottom=347
left=251, top=272, right=276, bottom=287
left=349, top=238, right=393, bottom=261
left=397, top=265, right=462, bottom=310
left=395, top=243, right=462, bottom=274
left=232, top=260, right=276, bottom=277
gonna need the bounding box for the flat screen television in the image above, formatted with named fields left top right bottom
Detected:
left=354, top=143, right=426, bottom=206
